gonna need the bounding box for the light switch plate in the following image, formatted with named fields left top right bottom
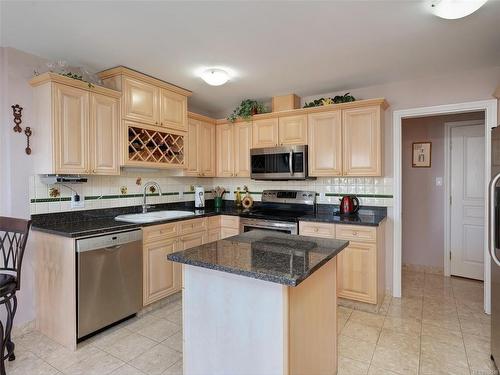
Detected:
left=436, top=177, right=443, bottom=186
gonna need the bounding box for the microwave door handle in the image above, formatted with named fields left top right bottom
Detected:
left=289, top=151, right=294, bottom=176
left=489, top=173, right=500, bottom=266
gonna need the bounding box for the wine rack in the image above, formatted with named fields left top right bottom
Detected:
left=127, top=125, right=185, bottom=167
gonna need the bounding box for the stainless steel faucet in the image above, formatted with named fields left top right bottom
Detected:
left=142, top=181, right=162, bottom=213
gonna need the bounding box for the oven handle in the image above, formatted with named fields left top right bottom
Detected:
left=289, top=151, right=294, bottom=176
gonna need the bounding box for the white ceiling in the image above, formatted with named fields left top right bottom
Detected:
left=2, top=1, right=500, bottom=118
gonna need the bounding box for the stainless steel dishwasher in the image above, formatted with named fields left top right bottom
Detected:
left=77, top=229, right=142, bottom=339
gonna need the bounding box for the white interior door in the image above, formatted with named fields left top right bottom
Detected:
left=450, top=124, right=485, bottom=280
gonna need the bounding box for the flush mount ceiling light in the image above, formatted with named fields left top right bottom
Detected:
left=200, top=68, right=230, bottom=86
left=431, top=0, right=488, bottom=19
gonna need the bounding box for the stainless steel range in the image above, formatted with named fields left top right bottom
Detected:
left=239, top=190, right=316, bottom=235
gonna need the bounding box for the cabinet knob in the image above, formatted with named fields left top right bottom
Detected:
left=155, top=121, right=158, bottom=125
left=92, top=169, right=96, bottom=174
left=314, top=228, right=319, bottom=232
left=353, top=231, right=358, bottom=236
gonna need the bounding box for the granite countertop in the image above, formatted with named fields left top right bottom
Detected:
left=299, top=206, right=387, bottom=227
left=167, top=230, right=348, bottom=286
left=31, top=202, right=387, bottom=238
left=31, top=203, right=244, bottom=238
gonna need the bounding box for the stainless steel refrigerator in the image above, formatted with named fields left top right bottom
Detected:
left=490, top=125, right=500, bottom=368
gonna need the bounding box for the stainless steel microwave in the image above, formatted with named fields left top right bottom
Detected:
left=250, top=145, right=311, bottom=180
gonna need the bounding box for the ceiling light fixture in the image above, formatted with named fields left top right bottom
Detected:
left=200, top=68, right=230, bottom=86
left=431, top=0, right=488, bottom=19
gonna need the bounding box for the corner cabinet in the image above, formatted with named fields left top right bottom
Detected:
left=30, top=73, right=121, bottom=175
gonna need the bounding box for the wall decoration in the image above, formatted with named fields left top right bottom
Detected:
left=12, top=104, right=23, bottom=133
left=120, top=186, right=128, bottom=195
left=412, top=142, right=432, bottom=168
left=24, top=127, right=32, bottom=155
left=49, top=187, right=60, bottom=198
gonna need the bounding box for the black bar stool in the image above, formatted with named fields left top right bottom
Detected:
left=0, top=217, right=31, bottom=375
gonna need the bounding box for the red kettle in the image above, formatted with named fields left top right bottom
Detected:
left=339, top=195, right=360, bottom=215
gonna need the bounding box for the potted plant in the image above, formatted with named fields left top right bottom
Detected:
left=227, top=99, right=267, bottom=122
left=303, top=93, right=356, bottom=108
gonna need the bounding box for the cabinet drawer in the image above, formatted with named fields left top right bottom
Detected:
left=143, top=222, right=178, bottom=243
left=179, top=217, right=207, bottom=235
left=220, top=215, right=240, bottom=229
left=221, top=227, right=240, bottom=239
left=208, top=228, right=221, bottom=243
left=299, top=221, right=335, bottom=238
left=208, top=216, right=221, bottom=229
left=336, top=225, right=376, bottom=243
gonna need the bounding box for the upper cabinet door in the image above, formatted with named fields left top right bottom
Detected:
left=252, top=118, right=279, bottom=148
left=53, top=83, right=89, bottom=174
left=160, top=89, right=187, bottom=132
left=216, top=124, right=234, bottom=177
left=342, top=106, right=382, bottom=176
left=308, top=111, right=342, bottom=176
left=90, top=93, right=120, bottom=175
left=122, top=77, right=159, bottom=125
left=278, top=114, right=308, bottom=146
left=185, top=118, right=200, bottom=176
left=233, top=122, right=252, bottom=177
left=199, top=121, right=216, bottom=177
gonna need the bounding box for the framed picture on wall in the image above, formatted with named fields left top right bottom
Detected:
left=412, top=142, right=432, bottom=168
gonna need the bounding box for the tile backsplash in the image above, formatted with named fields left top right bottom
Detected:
left=30, top=171, right=393, bottom=215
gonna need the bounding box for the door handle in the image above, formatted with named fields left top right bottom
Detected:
left=489, top=173, right=500, bottom=266
left=289, top=151, right=293, bottom=176
left=104, top=245, right=122, bottom=251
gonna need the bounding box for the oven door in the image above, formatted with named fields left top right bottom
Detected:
left=240, top=218, right=298, bottom=235
left=250, top=145, right=307, bottom=180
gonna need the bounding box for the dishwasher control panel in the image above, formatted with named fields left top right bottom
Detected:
left=76, top=230, right=142, bottom=252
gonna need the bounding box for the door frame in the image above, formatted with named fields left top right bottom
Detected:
left=393, top=99, right=497, bottom=314
left=444, top=120, right=485, bottom=278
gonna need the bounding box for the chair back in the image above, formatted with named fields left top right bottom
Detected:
left=0, top=217, right=32, bottom=290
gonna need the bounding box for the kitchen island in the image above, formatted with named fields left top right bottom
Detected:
left=168, top=230, right=349, bottom=375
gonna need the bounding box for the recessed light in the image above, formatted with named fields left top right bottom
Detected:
left=200, top=68, right=229, bottom=86
left=431, top=0, right=488, bottom=19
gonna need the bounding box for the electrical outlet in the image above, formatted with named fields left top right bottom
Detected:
left=435, top=177, right=443, bottom=187
left=71, top=193, right=84, bottom=208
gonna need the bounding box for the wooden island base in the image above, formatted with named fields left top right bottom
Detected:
left=182, top=258, right=337, bottom=375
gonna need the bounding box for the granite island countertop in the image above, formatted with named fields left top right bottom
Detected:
left=167, top=230, right=349, bottom=286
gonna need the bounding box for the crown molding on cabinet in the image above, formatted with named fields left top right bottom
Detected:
left=214, top=98, right=389, bottom=125
left=29, top=72, right=122, bottom=98
left=188, top=111, right=217, bottom=124
left=98, top=66, right=192, bottom=97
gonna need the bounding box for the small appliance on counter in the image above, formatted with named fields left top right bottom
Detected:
left=195, top=186, right=205, bottom=209
left=339, top=195, right=360, bottom=215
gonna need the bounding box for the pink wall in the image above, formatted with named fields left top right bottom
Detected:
left=402, top=112, right=485, bottom=270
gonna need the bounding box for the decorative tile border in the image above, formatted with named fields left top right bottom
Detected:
left=30, top=192, right=183, bottom=204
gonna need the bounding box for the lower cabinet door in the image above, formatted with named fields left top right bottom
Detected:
left=336, top=241, right=377, bottom=304
left=208, top=228, right=221, bottom=243
left=143, top=238, right=179, bottom=306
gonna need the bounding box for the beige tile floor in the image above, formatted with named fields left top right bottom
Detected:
left=6, top=270, right=494, bottom=375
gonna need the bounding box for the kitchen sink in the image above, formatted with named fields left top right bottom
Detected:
left=115, top=210, right=195, bottom=224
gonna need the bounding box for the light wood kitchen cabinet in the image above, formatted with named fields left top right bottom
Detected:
left=252, top=118, right=279, bottom=148
left=160, top=89, right=187, bottom=131
left=143, top=238, right=179, bottom=305
left=185, top=118, right=200, bottom=175
left=336, top=241, right=377, bottom=304
left=308, top=111, right=342, bottom=176
left=98, top=66, right=191, bottom=132
left=233, top=122, right=252, bottom=177
left=216, top=123, right=235, bottom=177
left=30, top=73, right=121, bottom=175
left=122, top=76, right=159, bottom=126
left=53, top=83, right=89, bottom=174
left=199, top=121, right=216, bottom=176
left=298, top=221, right=385, bottom=306
left=185, top=115, right=216, bottom=177
left=342, top=106, right=382, bottom=176
left=278, top=114, right=308, bottom=146
left=179, top=231, right=206, bottom=250
left=90, top=93, right=120, bottom=175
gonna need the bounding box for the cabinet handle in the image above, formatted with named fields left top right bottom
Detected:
left=161, top=122, right=163, bottom=126
left=352, top=231, right=358, bottom=236
left=92, top=169, right=96, bottom=174
left=314, top=228, right=319, bottom=232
